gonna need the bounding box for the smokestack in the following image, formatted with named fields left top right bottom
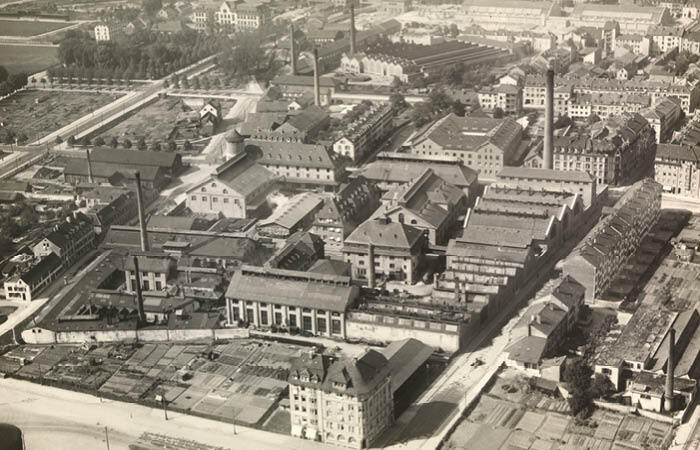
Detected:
left=350, top=4, right=356, bottom=55
left=86, top=148, right=94, bottom=184
left=289, top=24, right=297, bottom=75
left=313, top=48, right=321, bottom=107
left=544, top=67, right=554, bottom=170
left=665, top=328, right=675, bottom=412
left=134, top=171, right=149, bottom=252
left=367, top=242, right=375, bottom=289
left=132, top=255, right=147, bottom=324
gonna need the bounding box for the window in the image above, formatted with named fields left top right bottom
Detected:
left=201, top=196, right=206, bottom=201
left=223, top=198, right=229, bottom=203
left=213, top=197, right=218, bottom=203
left=191, top=196, right=196, bottom=201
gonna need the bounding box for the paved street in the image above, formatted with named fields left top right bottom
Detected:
left=0, top=378, right=327, bottom=450
left=662, top=194, right=700, bottom=214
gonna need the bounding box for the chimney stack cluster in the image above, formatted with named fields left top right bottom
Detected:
left=544, top=67, right=554, bottom=170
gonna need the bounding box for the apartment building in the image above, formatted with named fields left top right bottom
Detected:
left=311, top=177, right=381, bottom=259
left=655, top=143, right=700, bottom=197
left=567, top=92, right=651, bottom=119
left=496, top=167, right=597, bottom=207
left=332, top=103, right=394, bottom=162
left=3, top=254, right=63, bottom=302
left=407, top=114, right=523, bottom=178
left=462, top=0, right=558, bottom=31
left=288, top=349, right=393, bottom=448
left=214, top=0, right=269, bottom=31
left=649, top=25, right=684, bottom=55
left=124, top=253, right=174, bottom=293
left=477, top=84, right=522, bottom=115
left=343, top=217, right=427, bottom=285
left=94, top=23, right=124, bottom=42
left=614, top=34, right=651, bottom=56
left=562, top=178, right=662, bottom=302
left=369, top=168, right=467, bottom=245
left=32, top=218, right=96, bottom=266
left=640, top=97, right=682, bottom=144
left=553, top=113, right=656, bottom=186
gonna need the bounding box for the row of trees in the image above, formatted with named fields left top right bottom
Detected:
left=57, top=134, right=191, bottom=152
left=56, top=29, right=219, bottom=78
left=408, top=88, right=466, bottom=126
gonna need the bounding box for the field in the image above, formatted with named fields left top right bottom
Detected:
left=0, top=44, right=58, bottom=74
left=97, top=97, right=235, bottom=145
left=444, top=369, right=674, bottom=450
left=0, top=90, right=120, bottom=143
left=0, top=20, right=74, bottom=37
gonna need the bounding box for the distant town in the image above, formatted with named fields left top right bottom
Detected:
left=0, top=0, right=700, bottom=449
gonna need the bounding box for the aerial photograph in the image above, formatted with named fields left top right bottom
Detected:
left=1, top=0, right=700, bottom=449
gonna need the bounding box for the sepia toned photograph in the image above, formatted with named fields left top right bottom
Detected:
left=0, top=0, right=699, bottom=449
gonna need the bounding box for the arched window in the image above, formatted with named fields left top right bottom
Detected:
left=337, top=435, right=345, bottom=442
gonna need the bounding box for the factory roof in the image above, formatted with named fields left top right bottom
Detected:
left=357, top=157, right=477, bottom=189
left=497, top=167, right=594, bottom=184
left=225, top=265, right=358, bottom=312
left=506, top=336, right=547, bottom=365
left=258, top=193, right=324, bottom=231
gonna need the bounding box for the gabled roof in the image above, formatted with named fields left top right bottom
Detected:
left=498, top=167, right=594, bottom=184
left=19, top=253, right=62, bottom=285
left=225, top=265, right=358, bottom=312
left=323, top=349, right=390, bottom=397
left=89, top=147, right=178, bottom=169
left=246, top=139, right=336, bottom=170
left=124, top=253, right=172, bottom=274
left=258, top=193, right=324, bottom=231
left=506, top=336, right=547, bottom=364
left=42, top=220, right=93, bottom=251
left=345, top=218, right=424, bottom=250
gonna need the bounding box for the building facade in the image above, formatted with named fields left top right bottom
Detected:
left=655, top=143, right=700, bottom=197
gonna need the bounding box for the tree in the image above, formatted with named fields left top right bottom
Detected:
left=449, top=23, right=459, bottom=38
left=143, top=0, right=162, bottom=17
left=123, top=138, right=132, bottom=149
left=167, top=140, right=177, bottom=152
left=67, top=136, right=76, bottom=146
left=566, top=359, right=594, bottom=418
left=150, top=141, right=161, bottom=151
left=493, top=107, right=505, bottom=119
left=0, top=65, right=8, bottom=83
left=183, top=140, right=192, bottom=151
left=409, top=103, right=433, bottom=127
left=591, top=373, right=615, bottom=399
left=389, top=93, right=408, bottom=111
left=137, top=136, right=147, bottom=150
left=94, top=136, right=106, bottom=146
left=110, top=136, right=119, bottom=148
left=55, top=136, right=63, bottom=145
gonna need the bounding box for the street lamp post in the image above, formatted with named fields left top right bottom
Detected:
left=156, top=395, right=168, bottom=420
left=104, top=426, right=110, bottom=450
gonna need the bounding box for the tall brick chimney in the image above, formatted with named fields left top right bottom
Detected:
left=313, top=48, right=321, bottom=107
left=289, top=24, right=297, bottom=75
left=86, top=148, right=94, bottom=184
left=134, top=171, right=149, bottom=252
left=665, top=328, right=675, bottom=412
left=367, top=242, right=375, bottom=289
left=350, top=4, right=357, bottom=55
left=544, top=66, right=554, bottom=170
left=132, top=255, right=147, bottom=324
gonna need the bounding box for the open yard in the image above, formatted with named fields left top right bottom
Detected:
left=0, top=20, right=74, bottom=37
left=0, top=90, right=120, bottom=143
left=0, top=44, right=58, bottom=74
left=0, top=338, right=310, bottom=432
left=96, top=97, right=234, bottom=146
left=444, top=370, right=674, bottom=450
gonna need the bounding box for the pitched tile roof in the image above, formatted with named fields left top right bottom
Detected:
left=345, top=217, right=424, bottom=250
left=246, top=139, right=336, bottom=170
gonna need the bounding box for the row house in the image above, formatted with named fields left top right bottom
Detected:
left=655, top=143, right=700, bottom=197
left=648, top=25, right=684, bottom=56
left=614, top=34, right=651, bottom=56
left=3, top=254, right=62, bottom=302
left=332, top=102, right=394, bottom=162
left=562, top=178, right=662, bottom=302
left=567, top=92, right=651, bottom=120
